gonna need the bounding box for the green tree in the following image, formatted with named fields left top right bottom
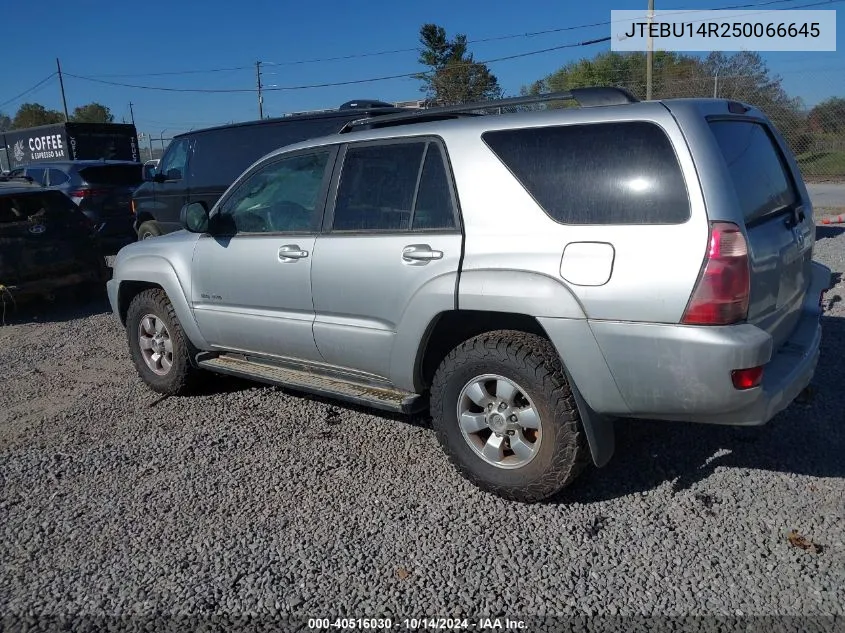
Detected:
left=523, top=50, right=808, bottom=153
left=415, top=24, right=502, bottom=106
left=0, top=112, right=11, bottom=132
left=808, top=97, right=845, bottom=135
left=70, top=102, right=115, bottom=124
left=11, top=103, right=65, bottom=129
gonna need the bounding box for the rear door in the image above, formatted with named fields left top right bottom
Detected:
left=311, top=138, right=462, bottom=379
left=707, top=118, right=814, bottom=348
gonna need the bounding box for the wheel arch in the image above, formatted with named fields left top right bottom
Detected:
left=414, top=310, right=616, bottom=468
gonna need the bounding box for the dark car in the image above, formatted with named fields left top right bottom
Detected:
left=16, top=160, right=143, bottom=252
left=0, top=182, right=108, bottom=303
left=131, top=101, right=409, bottom=240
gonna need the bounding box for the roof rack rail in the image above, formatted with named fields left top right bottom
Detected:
left=339, top=86, right=639, bottom=133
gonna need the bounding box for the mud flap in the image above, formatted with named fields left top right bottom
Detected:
left=565, top=369, right=616, bottom=468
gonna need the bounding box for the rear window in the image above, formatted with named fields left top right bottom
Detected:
left=482, top=122, right=690, bottom=225
left=78, top=164, right=143, bottom=186
left=708, top=120, right=798, bottom=223
left=0, top=191, right=79, bottom=228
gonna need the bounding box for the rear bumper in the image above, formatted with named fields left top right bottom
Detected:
left=547, top=262, right=831, bottom=426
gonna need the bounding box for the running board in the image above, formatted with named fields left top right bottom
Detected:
left=198, top=355, right=425, bottom=414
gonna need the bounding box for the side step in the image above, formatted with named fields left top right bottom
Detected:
left=197, top=355, right=426, bottom=414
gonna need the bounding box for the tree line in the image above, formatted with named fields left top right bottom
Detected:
left=0, top=102, right=115, bottom=132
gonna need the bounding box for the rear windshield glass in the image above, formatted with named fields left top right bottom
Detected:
left=482, top=122, right=690, bottom=225
left=0, top=191, right=78, bottom=227
left=78, top=164, right=143, bottom=186
left=708, top=120, right=797, bottom=223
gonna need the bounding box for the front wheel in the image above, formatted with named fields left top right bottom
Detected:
left=430, top=330, right=588, bottom=502
left=126, top=288, right=201, bottom=395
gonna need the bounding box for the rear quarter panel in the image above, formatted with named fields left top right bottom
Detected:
left=445, top=104, right=709, bottom=324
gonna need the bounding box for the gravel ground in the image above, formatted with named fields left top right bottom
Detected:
left=1, top=225, right=844, bottom=632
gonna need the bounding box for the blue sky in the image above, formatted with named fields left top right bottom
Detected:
left=0, top=0, right=842, bottom=142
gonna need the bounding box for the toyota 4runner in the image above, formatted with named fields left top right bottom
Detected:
left=107, top=88, right=831, bottom=502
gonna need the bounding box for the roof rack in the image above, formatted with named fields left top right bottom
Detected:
left=339, top=86, right=639, bottom=133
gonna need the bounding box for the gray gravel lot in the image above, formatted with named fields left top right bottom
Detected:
left=1, top=225, right=844, bottom=631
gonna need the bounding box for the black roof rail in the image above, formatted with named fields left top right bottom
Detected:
left=339, top=86, right=639, bottom=133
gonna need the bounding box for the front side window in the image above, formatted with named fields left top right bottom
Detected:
left=217, top=151, right=330, bottom=235
left=331, top=141, right=456, bottom=232
left=158, top=138, right=189, bottom=181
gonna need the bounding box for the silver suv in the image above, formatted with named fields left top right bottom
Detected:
left=107, top=88, right=831, bottom=502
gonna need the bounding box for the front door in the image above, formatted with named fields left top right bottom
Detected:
left=311, top=139, right=463, bottom=379
left=191, top=148, right=336, bottom=362
left=151, top=137, right=191, bottom=234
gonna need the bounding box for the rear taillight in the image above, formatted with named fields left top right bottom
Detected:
left=731, top=366, right=763, bottom=390
left=69, top=188, right=109, bottom=198
left=682, top=222, right=750, bottom=326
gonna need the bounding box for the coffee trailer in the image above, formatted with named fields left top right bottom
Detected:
left=0, top=122, right=140, bottom=172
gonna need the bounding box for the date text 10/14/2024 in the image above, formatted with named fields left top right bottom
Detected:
left=307, top=617, right=528, bottom=630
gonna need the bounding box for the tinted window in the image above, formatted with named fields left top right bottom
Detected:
left=218, top=151, right=330, bottom=234
left=47, top=169, right=70, bottom=186
left=79, top=164, right=143, bottom=186
left=332, top=142, right=427, bottom=231
left=708, top=121, right=797, bottom=223
left=482, top=122, right=690, bottom=225
left=0, top=191, right=78, bottom=229
left=189, top=119, right=348, bottom=189
left=25, top=167, right=46, bottom=185
left=159, top=138, right=189, bottom=181
left=412, top=145, right=456, bottom=230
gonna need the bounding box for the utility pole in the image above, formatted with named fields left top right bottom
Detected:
left=56, top=58, right=70, bottom=121
left=256, top=61, right=264, bottom=119
left=129, top=102, right=136, bottom=125
left=646, top=0, right=655, bottom=100
left=713, top=68, right=719, bottom=98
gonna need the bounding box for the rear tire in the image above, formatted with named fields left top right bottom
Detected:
left=126, top=288, right=201, bottom=395
left=137, top=220, right=162, bottom=240
left=430, top=330, right=588, bottom=502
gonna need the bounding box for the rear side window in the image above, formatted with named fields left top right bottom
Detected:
left=331, top=141, right=457, bottom=232
left=708, top=120, right=797, bottom=223
left=78, top=164, right=143, bottom=186
left=189, top=119, right=349, bottom=189
left=482, top=122, right=690, bottom=225
left=25, top=167, right=46, bottom=185
left=47, top=169, right=70, bottom=186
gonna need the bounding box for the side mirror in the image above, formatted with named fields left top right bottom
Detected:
left=180, top=202, right=209, bottom=233
left=143, top=165, right=156, bottom=181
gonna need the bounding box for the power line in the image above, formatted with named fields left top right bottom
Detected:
left=72, top=0, right=814, bottom=79
left=0, top=73, right=57, bottom=109
left=64, top=36, right=613, bottom=94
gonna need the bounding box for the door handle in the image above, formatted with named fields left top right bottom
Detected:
left=278, top=244, right=309, bottom=260
left=402, top=244, right=443, bottom=263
